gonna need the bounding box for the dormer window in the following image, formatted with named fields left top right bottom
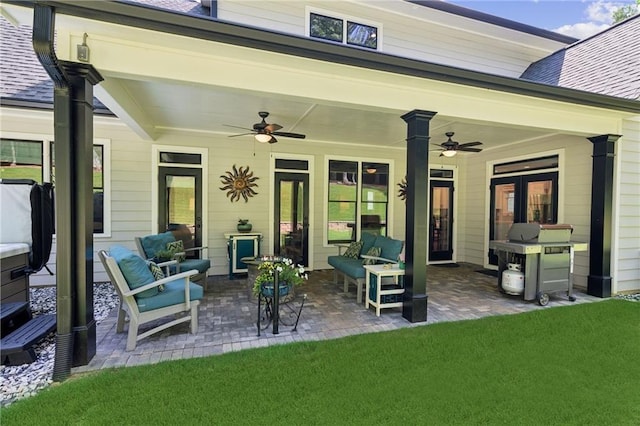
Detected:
left=309, top=11, right=380, bottom=50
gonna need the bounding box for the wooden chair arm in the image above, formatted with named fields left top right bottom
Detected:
left=156, top=259, right=178, bottom=276
left=184, top=246, right=208, bottom=253
left=360, top=255, right=396, bottom=264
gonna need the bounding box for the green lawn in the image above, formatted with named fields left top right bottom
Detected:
left=2, top=300, right=638, bottom=425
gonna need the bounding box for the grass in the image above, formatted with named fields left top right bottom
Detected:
left=2, top=300, right=639, bottom=425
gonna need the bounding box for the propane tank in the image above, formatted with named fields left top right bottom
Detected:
left=502, top=263, right=524, bottom=295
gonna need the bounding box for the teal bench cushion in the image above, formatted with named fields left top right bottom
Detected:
left=374, top=236, right=404, bottom=261
left=136, top=279, right=203, bottom=312
left=328, top=256, right=366, bottom=279
left=139, top=232, right=175, bottom=259
left=109, top=245, right=158, bottom=298
left=360, top=232, right=377, bottom=256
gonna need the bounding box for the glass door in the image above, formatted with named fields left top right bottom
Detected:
left=158, top=167, right=203, bottom=256
left=274, top=172, right=309, bottom=267
left=429, top=180, right=454, bottom=262
left=489, top=172, right=557, bottom=265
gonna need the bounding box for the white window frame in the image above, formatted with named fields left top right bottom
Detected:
left=484, top=148, right=565, bottom=269
left=151, top=145, right=209, bottom=257
left=306, top=6, right=383, bottom=51
left=269, top=152, right=315, bottom=268
left=0, top=132, right=111, bottom=238
left=323, top=155, right=394, bottom=246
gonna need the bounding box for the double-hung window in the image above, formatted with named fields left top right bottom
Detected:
left=309, top=10, right=380, bottom=50
left=0, top=137, right=110, bottom=236
left=327, top=160, right=389, bottom=244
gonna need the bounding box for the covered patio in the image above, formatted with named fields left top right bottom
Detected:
left=1, top=0, right=636, bottom=381
left=73, top=264, right=600, bottom=374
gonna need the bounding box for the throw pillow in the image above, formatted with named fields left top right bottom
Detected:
left=109, top=245, right=158, bottom=298
left=343, top=241, right=363, bottom=259
left=166, top=240, right=186, bottom=262
left=147, top=261, right=165, bottom=292
left=362, top=246, right=381, bottom=265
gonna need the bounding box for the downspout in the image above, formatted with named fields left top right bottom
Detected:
left=32, top=4, right=73, bottom=382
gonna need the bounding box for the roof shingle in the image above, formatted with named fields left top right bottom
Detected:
left=521, top=15, right=640, bottom=100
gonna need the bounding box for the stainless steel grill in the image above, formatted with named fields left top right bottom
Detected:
left=489, top=224, right=588, bottom=306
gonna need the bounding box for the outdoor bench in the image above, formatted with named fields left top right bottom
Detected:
left=328, top=233, right=403, bottom=303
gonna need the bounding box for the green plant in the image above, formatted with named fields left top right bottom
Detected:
left=252, top=256, right=307, bottom=296
left=154, top=249, right=173, bottom=262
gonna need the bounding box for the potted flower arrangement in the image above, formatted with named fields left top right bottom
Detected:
left=252, top=256, right=307, bottom=297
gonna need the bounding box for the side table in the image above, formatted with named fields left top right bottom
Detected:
left=364, top=264, right=405, bottom=316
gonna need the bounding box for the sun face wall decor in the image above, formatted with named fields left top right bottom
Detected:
left=397, top=177, right=407, bottom=201
left=219, top=164, right=259, bottom=202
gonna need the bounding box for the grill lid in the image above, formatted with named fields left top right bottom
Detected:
left=507, top=223, right=573, bottom=243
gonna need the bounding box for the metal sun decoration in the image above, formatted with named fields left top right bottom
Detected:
left=219, top=164, right=259, bottom=202
left=397, top=176, right=407, bottom=201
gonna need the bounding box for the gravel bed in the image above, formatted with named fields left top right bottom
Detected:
left=615, top=293, right=640, bottom=302
left=1, top=283, right=118, bottom=407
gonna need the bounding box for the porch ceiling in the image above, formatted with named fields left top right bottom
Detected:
left=104, top=76, right=553, bottom=150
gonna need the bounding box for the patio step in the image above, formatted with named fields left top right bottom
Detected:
left=1, top=311, right=56, bottom=366
left=1, top=301, right=31, bottom=338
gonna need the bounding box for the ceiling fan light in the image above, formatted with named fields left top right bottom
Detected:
left=255, top=133, right=272, bottom=143
left=366, top=166, right=377, bottom=174
left=442, top=149, right=457, bottom=158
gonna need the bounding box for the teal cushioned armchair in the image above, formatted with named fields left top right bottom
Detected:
left=135, top=230, right=211, bottom=290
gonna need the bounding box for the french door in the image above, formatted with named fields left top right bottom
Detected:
left=488, top=172, right=558, bottom=265
left=158, top=167, right=203, bottom=255
left=429, top=180, right=454, bottom=262
left=274, top=172, right=309, bottom=267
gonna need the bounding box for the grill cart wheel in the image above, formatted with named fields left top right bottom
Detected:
left=537, top=292, right=550, bottom=306
left=568, top=295, right=576, bottom=302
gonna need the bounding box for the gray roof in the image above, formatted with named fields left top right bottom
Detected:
left=0, top=16, right=54, bottom=104
left=123, top=0, right=208, bottom=16
left=521, top=15, right=640, bottom=100
left=0, top=16, right=108, bottom=111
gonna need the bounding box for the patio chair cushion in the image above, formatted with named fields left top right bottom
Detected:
left=374, top=235, right=404, bottom=261
left=136, top=279, right=203, bottom=312
left=343, top=241, right=363, bottom=259
left=109, top=245, right=159, bottom=298
left=169, top=258, right=211, bottom=275
left=138, top=232, right=175, bottom=260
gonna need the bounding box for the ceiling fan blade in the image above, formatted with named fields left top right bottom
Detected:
left=272, top=131, right=306, bottom=139
left=459, top=147, right=483, bottom=152
left=265, top=123, right=283, bottom=133
left=458, top=141, right=483, bottom=148
left=224, top=124, right=254, bottom=131
left=431, top=143, right=446, bottom=148
left=228, top=132, right=255, bottom=138
left=268, top=136, right=278, bottom=144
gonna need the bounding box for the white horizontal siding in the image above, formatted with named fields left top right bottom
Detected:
left=218, top=0, right=563, bottom=78
left=615, top=118, right=640, bottom=293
